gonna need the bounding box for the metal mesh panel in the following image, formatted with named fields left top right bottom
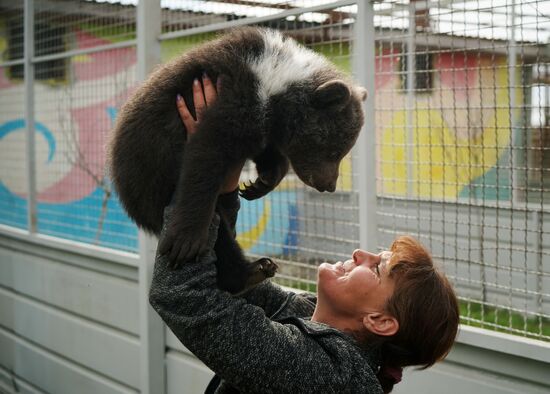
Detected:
left=375, top=0, right=549, bottom=341
left=2, top=0, right=548, bottom=342
left=160, top=1, right=359, bottom=291
left=33, top=46, right=138, bottom=251
left=33, top=0, right=136, bottom=55
left=0, top=0, right=140, bottom=251
left=0, top=3, right=27, bottom=229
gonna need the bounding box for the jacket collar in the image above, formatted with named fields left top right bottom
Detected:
left=278, top=316, right=382, bottom=372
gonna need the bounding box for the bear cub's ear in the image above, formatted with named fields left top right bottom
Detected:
left=312, top=80, right=351, bottom=109
left=357, top=87, right=368, bottom=101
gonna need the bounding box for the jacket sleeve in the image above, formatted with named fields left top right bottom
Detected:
left=149, top=206, right=377, bottom=393
left=217, top=190, right=316, bottom=319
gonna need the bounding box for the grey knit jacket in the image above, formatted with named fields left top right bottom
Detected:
left=149, top=191, right=384, bottom=394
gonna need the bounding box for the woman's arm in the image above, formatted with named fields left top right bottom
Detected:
left=150, top=207, right=378, bottom=393
left=149, top=76, right=381, bottom=393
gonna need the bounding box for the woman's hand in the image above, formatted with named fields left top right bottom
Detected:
left=176, top=73, right=244, bottom=194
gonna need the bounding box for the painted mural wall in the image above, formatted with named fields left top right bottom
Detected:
left=377, top=49, right=523, bottom=201
left=0, top=25, right=298, bottom=255
left=0, top=24, right=521, bottom=255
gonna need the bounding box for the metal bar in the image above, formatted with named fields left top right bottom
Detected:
left=0, top=225, right=139, bottom=268
left=30, top=40, right=137, bottom=64
left=374, top=33, right=543, bottom=59
left=24, top=0, right=36, bottom=233
left=159, top=0, right=357, bottom=41
left=406, top=2, right=416, bottom=198
left=0, top=59, right=25, bottom=68
left=534, top=210, right=543, bottom=318
left=509, top=0, right=518, bottom=203
left=137, top=1, right=164, bottom=393
left=353, top=1, right=377, bottom=251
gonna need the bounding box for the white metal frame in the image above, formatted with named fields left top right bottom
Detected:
left=137, top=1, right=165, bottom=393
left=0, top=1, right=548, bottom=392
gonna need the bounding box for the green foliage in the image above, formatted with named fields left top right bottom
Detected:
left=161, top=32, right=219, bottom=62
left=79, top=22, right=136, bottom=43
left=278, top=278, right=550, bottom=342
left=310, top=42, right=351, bottom=74
left=460, top=301, right=550, bottom=341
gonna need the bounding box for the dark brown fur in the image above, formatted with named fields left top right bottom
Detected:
left=108, top=27, right=366, bottom=293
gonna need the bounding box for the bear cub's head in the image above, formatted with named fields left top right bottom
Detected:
left=278, top=78, right=367, bottom=193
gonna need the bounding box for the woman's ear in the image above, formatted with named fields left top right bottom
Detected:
left=362, top=313, right=399, bottom=337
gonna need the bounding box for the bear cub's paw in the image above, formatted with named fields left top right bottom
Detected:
left=159, top=221, right=210, bottom=268
left=239, top=176, right=273, bottom=201
left=239, top=157, right=289, bottom=200
left=244, top=257, right=278, bottom=289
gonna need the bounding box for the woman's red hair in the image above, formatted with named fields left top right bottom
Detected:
left=376, top=236, right=459, bottom=393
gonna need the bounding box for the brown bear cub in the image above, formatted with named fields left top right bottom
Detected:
left=109, top=27, right=366, bottom=293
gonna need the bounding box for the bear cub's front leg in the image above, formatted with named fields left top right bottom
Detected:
left=158, top=202, right=213, bottom=266
left=158, top=131, right=229, bottom=266
left=240, top=147, right=289, bottom=201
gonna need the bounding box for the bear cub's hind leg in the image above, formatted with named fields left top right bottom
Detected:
left=215, top=208, right=278, bottom=294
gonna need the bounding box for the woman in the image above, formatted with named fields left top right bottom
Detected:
left=149, top=74, right=460, bottom=394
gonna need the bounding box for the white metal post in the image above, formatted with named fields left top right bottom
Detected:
left=508, top=0, right=518, bottom=202
left=137, top=1, right=165, bottom=393
left=406, top=1, right=416, bottom=198
left=24, top=0, right=37, bottom=233
left=353, top=1, right=378, bottom=251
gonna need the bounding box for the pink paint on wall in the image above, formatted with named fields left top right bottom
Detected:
left=73, top=29, right=136, bottom=81
left=375, top=49, right=400, bottom=90
left=436, top=52, right=480, bottom=96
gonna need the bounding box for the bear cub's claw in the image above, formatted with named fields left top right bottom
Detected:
left=239, top=177, right=273, bottom=201
left=243, top=258, right=278, bottom=290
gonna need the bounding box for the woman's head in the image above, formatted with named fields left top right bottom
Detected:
left=382, top=236, right=459, bottom=368
left=313, top=236, right=459, bottom=392
left=316, top=248, right=398, bottom=335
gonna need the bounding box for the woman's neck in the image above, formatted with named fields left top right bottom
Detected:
left=311, top=304, right=364, bottom=334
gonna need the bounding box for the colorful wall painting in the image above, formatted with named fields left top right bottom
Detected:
left=0, top=25, right=523, bottom=254
left=0, top=25, right=298, bottom=255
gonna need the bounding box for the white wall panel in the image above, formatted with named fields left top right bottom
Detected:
left=0, top=329, right=137, bottom=394
left=166, top=350, right=213, bottom=394
left=0, top=288, right=140, bottom=388
left=0, top=365, right=45, bottom=394
left=0, top=247, right=139, bottom=335
left=394, top=358, right=550, bottom=394
left=165, top=328, right=187, bottom=353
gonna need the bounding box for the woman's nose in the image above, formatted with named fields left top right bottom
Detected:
left=352, top=249, right=381, bottom=266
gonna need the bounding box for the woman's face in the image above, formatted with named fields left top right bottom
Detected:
left=317, top=249, right=395, bottom=318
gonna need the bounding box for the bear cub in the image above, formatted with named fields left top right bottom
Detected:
left=109, top=27, right=366, bottom=293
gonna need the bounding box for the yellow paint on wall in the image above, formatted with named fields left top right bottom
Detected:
left=237, top=198, right=271, bottom=250
left=338, top=154, right=353, bottom=191
left=381, top=61, right=521, bottom=199
left=72, top=54, right=92, bottom=63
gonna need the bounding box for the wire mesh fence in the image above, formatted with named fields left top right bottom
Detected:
left=0, top=0, right=548, bottom=342
left=158, top=0, right=361, bottom=291
left=373, top=0, right=550, bottom=341
left=0, top=0, right=139, bottom=251
left=32, top=48, right=137, bottom=250
left=0, top=4, right=27, bottom=230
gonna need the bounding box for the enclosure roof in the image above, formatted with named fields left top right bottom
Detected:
left=83, top=0, right=549, bottom=44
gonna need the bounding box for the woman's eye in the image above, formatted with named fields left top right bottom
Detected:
left=375, top=265, right=380, bottom=277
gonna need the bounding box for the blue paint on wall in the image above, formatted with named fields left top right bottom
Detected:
left=0, top=182, right=138, bottom=251
left=0, top=119, right=56, bottom=162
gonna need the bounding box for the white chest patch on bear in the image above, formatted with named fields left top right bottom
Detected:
left=248, top=29, right=329, bottom=103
